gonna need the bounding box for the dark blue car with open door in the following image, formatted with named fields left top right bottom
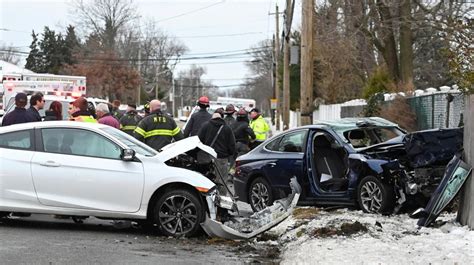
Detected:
left=234, top=117, right=463, bottom=214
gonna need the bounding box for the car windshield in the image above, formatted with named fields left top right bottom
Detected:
left=336, top=126, right=405, bottom=148
left=101, top=127, right=158, bottom=157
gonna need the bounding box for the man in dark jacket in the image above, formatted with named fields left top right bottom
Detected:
left=198, top=110, right=236, bottom=194
left=119, top=103, right=142, bottom=135
left=231, top=108, right=256, bottom=157
left=223, top=104, right=236, bottom=126
left=25, top=92, right=45, bottom=122
left=134, top=99, right=183, bottom=151
left=1, top=93, right=29, bottom=126
left=111, top=99, right=123, bottom=120
left=183, top=96, right=211, bottom=137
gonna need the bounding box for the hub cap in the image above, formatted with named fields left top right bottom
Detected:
left=159, top=195, right=198, bottom=235
left=360, top=181, right=383, bottom=213
left=250, top=182, right=270, bottom=211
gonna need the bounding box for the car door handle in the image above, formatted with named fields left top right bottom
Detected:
left=268, top=162, right=276, bottom=167
left=39, top=161, right=61, bottom=167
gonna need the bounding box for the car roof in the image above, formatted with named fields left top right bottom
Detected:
left=0, top=121, right=108, bottom=133
left=295, top=117, right=399, bottom=131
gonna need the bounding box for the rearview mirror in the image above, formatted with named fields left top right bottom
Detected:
left=121, top=149, right=136, bottom=161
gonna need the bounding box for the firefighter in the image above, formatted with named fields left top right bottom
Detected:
left=134, top=99, right=183, bottom=151
left=231, top=108, right=256, bottom=156
left=223, top=104, right=236, bottom=126
left=119, top=103, right=142, bottom=135
left=183, top=96, right=211, bottom=137
left=249, top=108, right=270, bottom=148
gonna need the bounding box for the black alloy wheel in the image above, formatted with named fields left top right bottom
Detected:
left=248, top=177, right=273, bottom=212
left=357, top=176, right=394, bottom=214
left=154, top=189, right=204, bottom=237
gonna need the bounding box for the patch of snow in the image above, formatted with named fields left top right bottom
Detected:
left=439, top=86, right=451, bottom=92
left=272, top=208, right=473, bottom=264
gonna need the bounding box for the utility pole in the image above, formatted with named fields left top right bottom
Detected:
left=282, top=0, right=293, bottom=130
left=137, top=45, right=141, bottom=105
left=172, top=77, right=175, bottom=117
left=300, top=0, right=314, bottom=126
left=269, top=5, right=282, bottom=130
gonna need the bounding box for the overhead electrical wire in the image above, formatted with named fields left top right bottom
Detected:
left=156, top=0, right=225, bottom=22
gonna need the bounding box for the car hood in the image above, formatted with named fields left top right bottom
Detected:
left=155, top=136, right=217, bottom=162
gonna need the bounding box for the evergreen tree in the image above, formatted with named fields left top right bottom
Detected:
left=63, top=25, right=80, bottom=65
left=25, top=30, right=44, bottom=72
left=40, top=26, right=63, bottom=74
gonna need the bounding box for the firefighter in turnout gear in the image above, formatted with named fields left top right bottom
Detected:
left=134, top=100, right=183, bottom=151
left=120, top=103, right=142, bottom=135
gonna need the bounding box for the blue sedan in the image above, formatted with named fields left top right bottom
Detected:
left=234, top=117, right=426, bottom=213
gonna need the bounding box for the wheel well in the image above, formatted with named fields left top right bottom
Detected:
left=146, top=182, right=205, bottom=221
left=246, top=173, right=276, bottom=200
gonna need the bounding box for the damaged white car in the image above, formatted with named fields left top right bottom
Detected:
left=0, top=121, right=299, bottom=239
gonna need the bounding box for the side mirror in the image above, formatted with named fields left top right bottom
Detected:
left=0, top=110, right=4, bottom=117
left=121, top=149, right=136, bottom=161
left=409, top=208, right=428, bottom=219
left=179, top=116, right=188, bottom=122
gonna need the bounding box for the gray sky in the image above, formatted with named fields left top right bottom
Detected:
left=0, top=0, right=301, bottom=90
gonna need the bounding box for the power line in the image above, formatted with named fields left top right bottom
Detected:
left=156, top=1, right=225, bottom=22
left=176, top=32, right=264, bottom=38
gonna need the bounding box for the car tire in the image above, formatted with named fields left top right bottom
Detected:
left=153, top=189, right=204, bottom=237
left=357, top=176, right=394, bottom=214
left=248, top=177, right=273, bottom=212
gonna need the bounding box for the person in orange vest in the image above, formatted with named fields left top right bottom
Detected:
left=69, top=97, right=97, bottom=123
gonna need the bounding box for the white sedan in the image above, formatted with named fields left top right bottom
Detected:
left=0, top=121, right=218, bottom=237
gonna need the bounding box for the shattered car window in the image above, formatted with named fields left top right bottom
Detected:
left=342, top=127, right=404, bottom=148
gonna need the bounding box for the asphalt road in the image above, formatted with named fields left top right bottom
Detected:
left=0, top=214, right=279, bottom=264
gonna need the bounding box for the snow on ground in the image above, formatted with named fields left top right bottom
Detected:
left=264, top=208, right=473, bottom=264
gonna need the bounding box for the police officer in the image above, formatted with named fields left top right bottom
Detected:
left=134, top=99, right=183, bottom=151
left=119, top=103, right=142, bottom=135
left=231, top=108, right=256, bottom=156
left=69, top=97, right=97, bottom=123
left=223, top=104, right=236, bottom=126
left=249, top=108, right=270, bottom=149
left=183, top=96, right=211, bottom=137
left=1, top=93, right=29, bottom=126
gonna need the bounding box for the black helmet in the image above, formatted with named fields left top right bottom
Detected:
left=144, top=102, right=150, bottom=114
left=224, top=104, right=236, bottom=114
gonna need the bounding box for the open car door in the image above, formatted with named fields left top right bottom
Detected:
left=412, top=153, right=472, bottom=227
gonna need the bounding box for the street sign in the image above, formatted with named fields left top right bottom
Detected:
left=271, top=98, right=278, bottom=109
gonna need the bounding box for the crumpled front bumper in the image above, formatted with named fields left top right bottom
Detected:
left=201, top=177, right=301, bottom=240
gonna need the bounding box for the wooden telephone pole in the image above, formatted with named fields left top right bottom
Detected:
left=300, top=0, right=314, bottom=126
left=270, top=5, right=282, bottom=130
left=282, top=0, right=293, bottom=130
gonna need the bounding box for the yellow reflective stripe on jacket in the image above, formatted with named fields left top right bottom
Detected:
left=134, top=127, right=147, bottom=137
left=171, top=127, right=181, bottom=136
left=122, top=125, right=137, bottom=131
left=146, top=129, right=174, bottom=138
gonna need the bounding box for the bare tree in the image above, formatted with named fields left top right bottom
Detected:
left=0, top=45, right=22, bottom=65
left=73, top=0, right=139, bottom=49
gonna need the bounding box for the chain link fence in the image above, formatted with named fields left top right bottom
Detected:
left=408, top=92, right=464, bottom=130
